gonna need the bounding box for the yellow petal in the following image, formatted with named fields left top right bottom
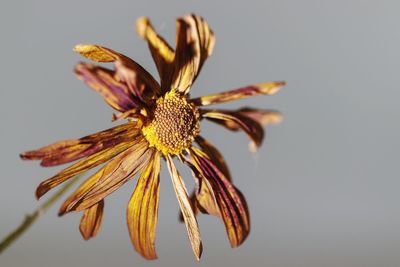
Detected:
left=79, top=200, right=104, bottom=240
left=59, top=138, right=152, bottom=214
left=74, top=44, right=118, bottom=62
left=136, top=17, right=175, bottom=63
left=166, top=155, right=202, bottom=260
left=127, top=152, right=161, bottom=260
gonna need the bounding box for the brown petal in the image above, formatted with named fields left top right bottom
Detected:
left=136, top=17, right=175, bottom=89
left=196, top=136, right=231, bottom=181
left=230, top=107, right=282, bottom=129
left=192, top=81, right=285, bottom=106
left=183, top=148, right=250, bottom=247
left=21, top=122, right=139, bottom=167
left=36, top=139, right=135, bottom=199
left=166, top=155, right=203, bottom=260
left=74, top=44, right=161, bottom=102
left=79, top=200, right=104, bottom=240
left=201, top=110, right=264, bottom=147
left=59, top=138, right=153, bottom=214
left=127, top=152, right=161, bottom=260
left=75, top=62, right=141, bottom=112
left=170, top=14, right=215, bottom=95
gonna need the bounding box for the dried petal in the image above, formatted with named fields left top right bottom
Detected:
left=75, top=62, right=140, bottom=112
left=192, top=81, right=285, bottom=106
left=201, top=109, right=264, bottom=147
left=166, top=155, right=202, bottom=260
left=231, top=107, right=282, bottom=129
left=74, top=44, right=161, bottom=101
left=59, top=138, right=153, bottom=214
left=183, top=148, right=250, bottom=247
left=136, top=16, right=174, bottom=88
left=36, top=139, right=135, bottom=199
left=21, top=123, right=139, bottom=167
left=171, top=14, right=215, bottom=94
left=196, top=136, right=231, bottom=181
left=79, top=200, right=104, bottom=240
left=127, top=152, right=161, bottom=260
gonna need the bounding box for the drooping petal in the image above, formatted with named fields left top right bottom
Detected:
left=74, top=44, right=161, bottom=101
left=192, top=81, right=285, bottom=106
left=192, top=176, right=221, bottom=217
left=166, top=155, right=202, bottom=260
left=21, top=122, right=139, bottom=167
left=227, top=107, right=282, bottom=129
left=59, top=138, right=153, bottom=214
left=127, top=152, right=161, bottom=260
left=136, top=17, right=175, bottom=87
left=183, top=147, right=250, bottom=247
left=170, top=14, right=215, bottom=95
left=79, top=200, right=104, bottom=240
left=201, top=109, right=264, bottom=147
left=36, top=139, right=135, bottom=199
left=196, top=136, right=231, bottom=181
left=75, top=62, right=140, bottom=112
left=185, top=136, right=232, bottom=217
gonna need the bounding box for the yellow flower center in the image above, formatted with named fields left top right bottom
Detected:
left=142, top=90, right=200, bottom=155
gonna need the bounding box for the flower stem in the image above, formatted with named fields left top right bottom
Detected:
left=0, top=175, right=82, bottom=254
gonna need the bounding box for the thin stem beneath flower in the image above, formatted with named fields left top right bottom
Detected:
left=0, top=175, right=82, bottom=254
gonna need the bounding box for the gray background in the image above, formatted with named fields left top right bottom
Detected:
left=1, top=0, right=400, bottom=266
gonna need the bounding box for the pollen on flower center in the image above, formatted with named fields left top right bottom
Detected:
left=142, top=90, right=200, bottom=155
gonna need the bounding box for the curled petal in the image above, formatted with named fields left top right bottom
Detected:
left=201, top=109, right=264, bottom=147
left=74, top=44, right=161, bottom=101
left=232, top=107, right=282, bottom=128
left=35, top=139, right=135, bottom=199
left=21, top=123, right=139, bottom=167
left=75, top=62, right=140, bottom=112
left=59, top=138, right=153, bottom=214
left=192, top=81, right=285, bottom=106
left=183, top=148, right=250, bottom=247
left=166, top=155, right=203, bottom=260
left=171, top=14, right=215, bottom=94
left=136, top=16, right=175, bottom=87
left=79, top=200, right=104, bottom=240
left=127, top=152, right=161, bottom=260
left=193, top=177, right=220, bottom=217
left=196, top=136, right=231, bottom=181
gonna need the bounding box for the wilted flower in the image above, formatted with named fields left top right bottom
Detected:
left=21, top=14, right=284, bottom=260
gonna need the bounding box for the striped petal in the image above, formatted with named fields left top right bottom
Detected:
left=196, top=136, right=231, bottom=181
left=136, top=17, right=175, bottom=89
left=183, top=147, right=250, bottom=247
left=228, top=107, right=282, bottom=129
left=127, top=152, right=161, bottom=260
left=35, top=139, right=135, bottom=199
left=192, top=81, right=285, bottom=106
left=170, top=14, right=215, bottom=95
left=75, top=62, right=140, bottom=112
left=21, top=123, right=139, bottom=167
left=59, top=138, right=153, bottom=214
left=74, top=44, right=161, bottom=102
left=79, top=200, right=104, bottom=240
left=201, top=109, right=264, bottom=147
left=166, top=155, right=202, bottom=260
left=179, top=136, right=231, bottom=220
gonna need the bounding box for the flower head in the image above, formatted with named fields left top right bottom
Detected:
left=21, top=14, right=285, bottom=260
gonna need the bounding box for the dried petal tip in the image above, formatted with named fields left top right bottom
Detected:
left=73, top=44, right=117, bottom=62
left=136, top=16, right=150, bottom=38
left=255, top=81, right=286, bottom=95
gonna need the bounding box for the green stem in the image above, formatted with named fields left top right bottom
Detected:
left=0, top=175, right=82, bottom=254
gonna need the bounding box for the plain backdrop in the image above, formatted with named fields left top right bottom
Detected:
left=1, top=1, right=400, bottom=266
